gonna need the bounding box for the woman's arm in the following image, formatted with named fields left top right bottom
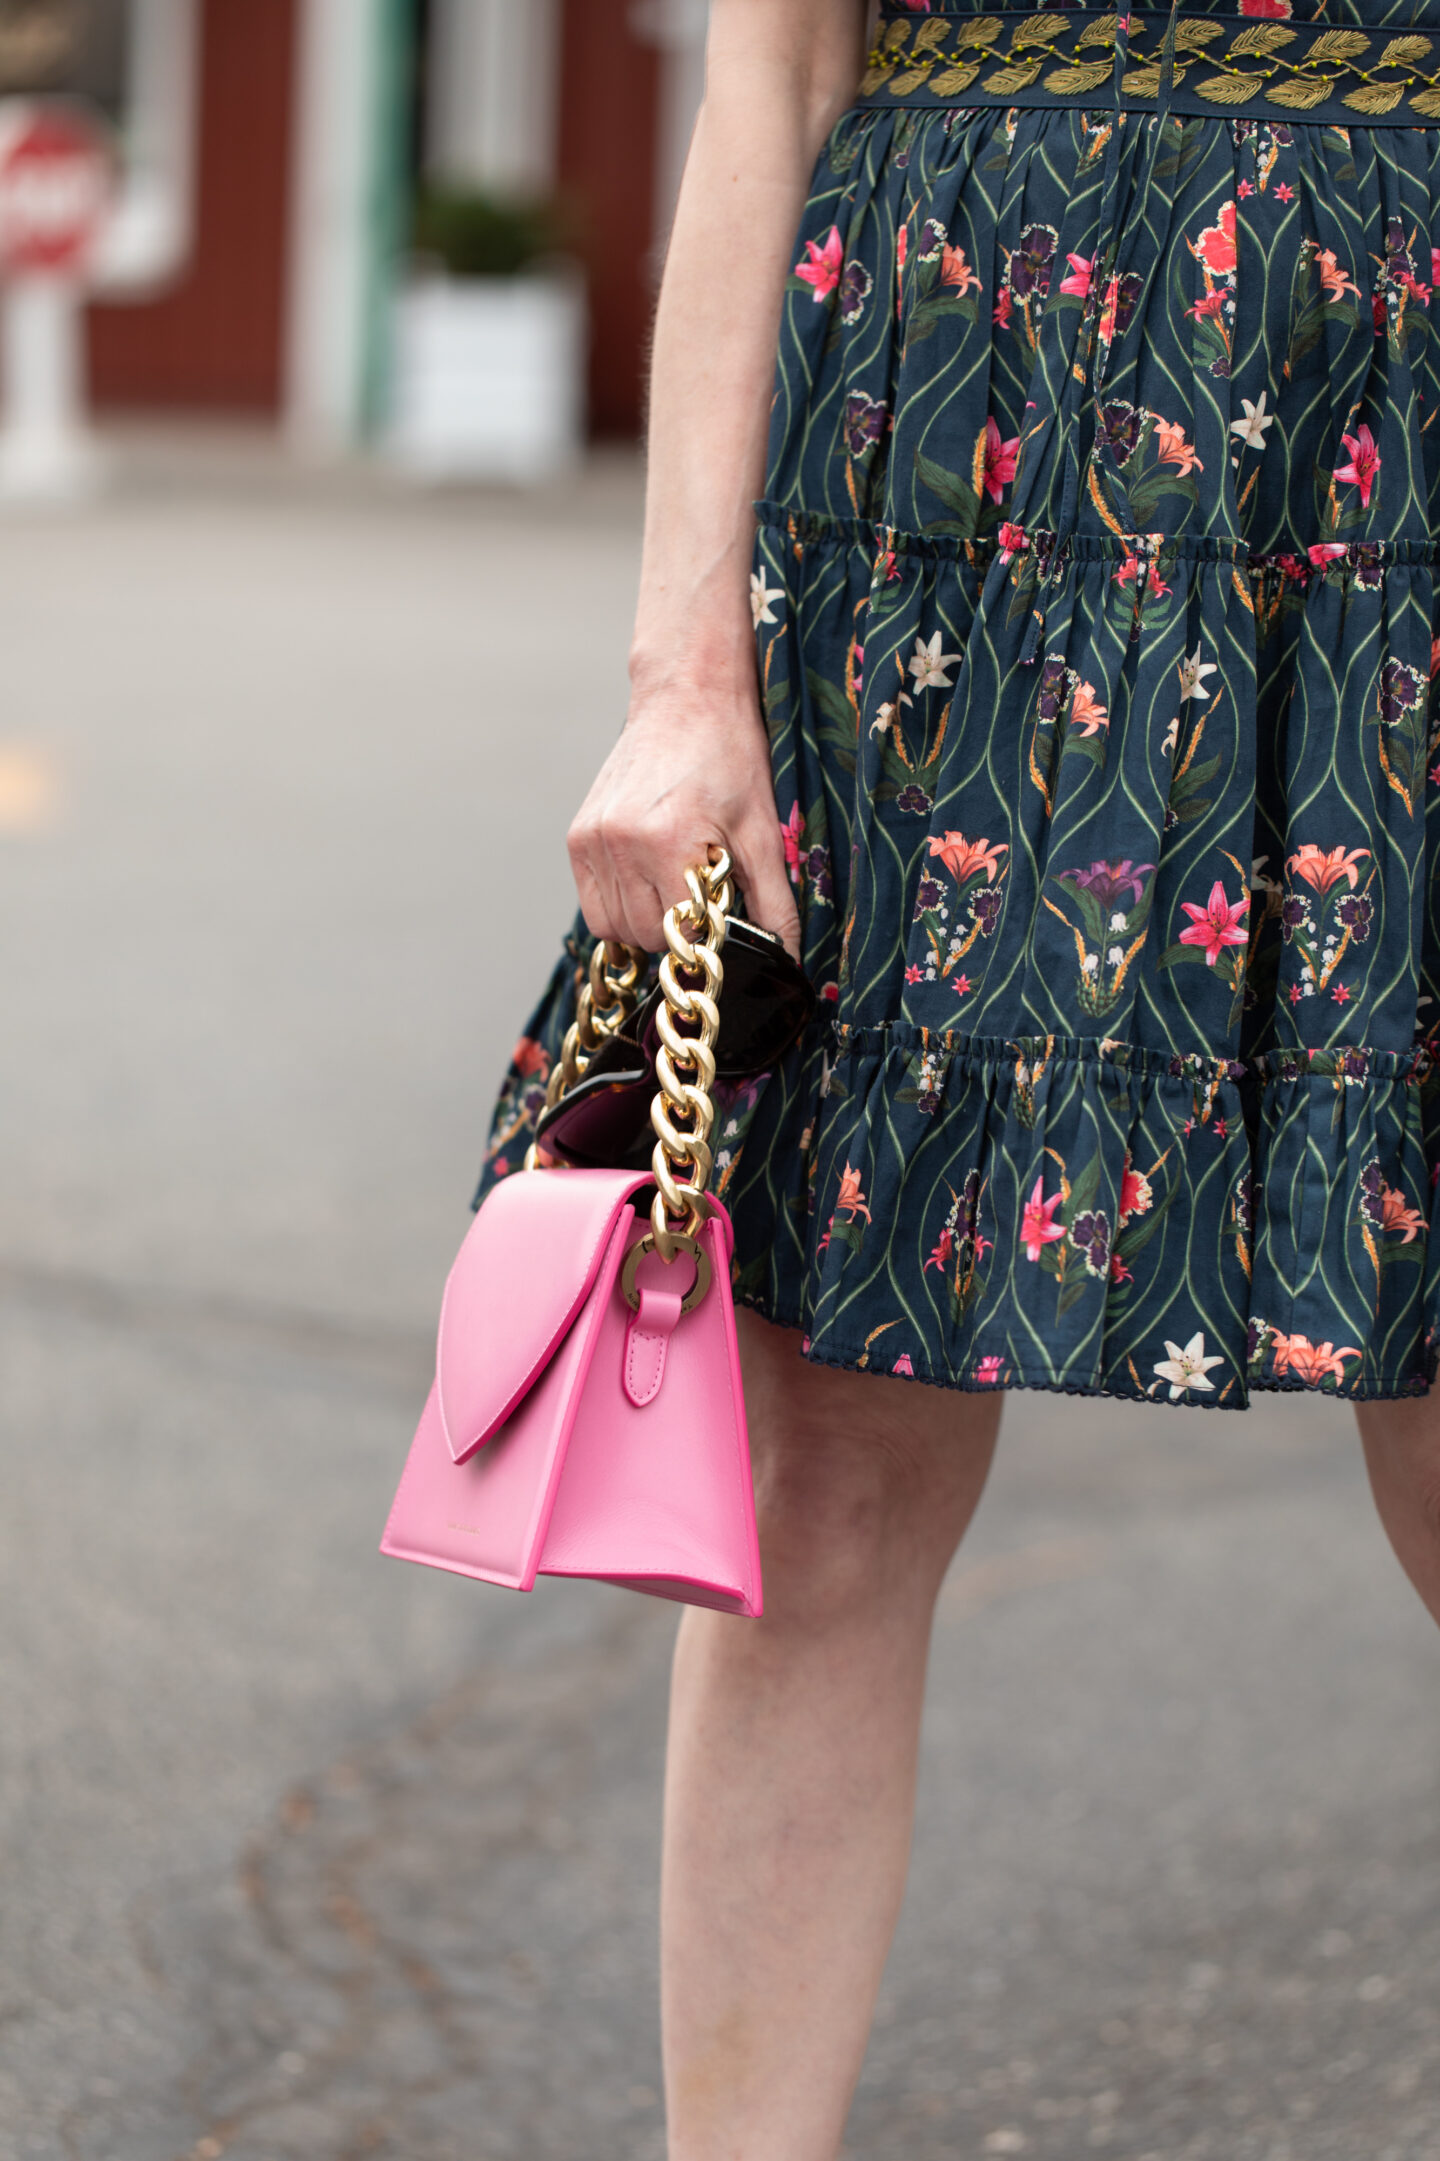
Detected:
left=567, top=0, right=867, bottom=958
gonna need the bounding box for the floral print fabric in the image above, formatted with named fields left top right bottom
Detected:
left=482, top=0, right=1440, bottom=1408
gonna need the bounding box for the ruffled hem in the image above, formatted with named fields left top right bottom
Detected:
left=478, top=965, right=1440, bottom=1410
left=733, top=1298, right=1435, bottom=1408
left=711, top=1008, right=1440, bottom=1411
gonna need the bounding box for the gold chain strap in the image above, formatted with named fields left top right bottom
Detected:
left=527, top=851, right=733, bottom=1302
left=524, top=939, right=644, bottom=1171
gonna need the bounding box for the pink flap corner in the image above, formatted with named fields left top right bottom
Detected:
left=436, top=1166, right=649, bottom=1464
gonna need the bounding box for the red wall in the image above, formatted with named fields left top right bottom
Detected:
left=88, top=0, right=297, bottom=412
left=557, top=0, right=660, bottom=438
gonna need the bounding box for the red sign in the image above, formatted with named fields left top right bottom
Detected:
left=0, top=102, right=112, bottom=275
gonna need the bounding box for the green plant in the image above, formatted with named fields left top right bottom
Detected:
left=410, top=186, right=573, bottom=279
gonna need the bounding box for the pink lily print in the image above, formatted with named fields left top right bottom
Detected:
left=1020, top=1176, right=1065, bottom=1262
left=780, top=801, right=804, bottom=883
left=1058, top=252, right=1092, bottom=299
left=1178, top=880, right=1250, bottom=965
left=979, top=416, right=1020, bottom=503
left=794, top=226, right=843, bottom=303
left=1333, top=423, right=1380, bottom=508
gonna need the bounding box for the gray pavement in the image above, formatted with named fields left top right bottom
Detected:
left=0, top=431, right=1436, bottom=2161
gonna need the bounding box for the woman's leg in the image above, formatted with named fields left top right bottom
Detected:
left=661, top=1312, right=1001, bottom=2161
left=1356, top=1395, right=1440, bottom=1629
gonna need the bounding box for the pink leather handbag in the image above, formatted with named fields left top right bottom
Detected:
left=381, top=854, right=763, bottom=1618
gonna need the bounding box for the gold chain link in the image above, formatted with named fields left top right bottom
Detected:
left=648, top=851, right=733, bottom=1262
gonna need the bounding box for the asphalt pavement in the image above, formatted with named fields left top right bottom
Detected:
left=0, top=431, right=1436, bottom=2161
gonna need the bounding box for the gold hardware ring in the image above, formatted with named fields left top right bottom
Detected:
left=621, top=1231, right=712, bottom=1317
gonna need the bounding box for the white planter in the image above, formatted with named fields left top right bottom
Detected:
left=386, top=268, right=585, bottom=483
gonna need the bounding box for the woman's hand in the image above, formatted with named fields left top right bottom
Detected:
left=565, top=0, right=864, bottom=963
left=567, top=676, right=799, bottom=958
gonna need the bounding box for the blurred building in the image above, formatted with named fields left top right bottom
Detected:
left=65, top=0, right=708, bottom=444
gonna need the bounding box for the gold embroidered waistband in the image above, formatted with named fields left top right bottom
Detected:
left=859, top=11, right=1440, bottom=124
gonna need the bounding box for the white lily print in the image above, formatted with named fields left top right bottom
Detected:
left=908, top=630, right=962, bottom=692
left=1161, top=713, right=1179, bottom=757
left=870, top=689, right=913, bottom=738
left=750, top=569, right=783, bottom=627
left=1153, top=1331, right=1225, bottom=1400
left=1229, top=392, right=1275, bottom=451
left=1178, top=644, right=1216, bottom=702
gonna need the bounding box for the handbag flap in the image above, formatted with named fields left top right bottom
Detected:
left=437, top=1166, right=649, bottom=1464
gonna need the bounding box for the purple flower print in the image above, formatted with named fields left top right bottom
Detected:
left=843, top=390, right=887, bottom=457
left=839, top=258, right=872, bottom=326
left=805, top=844, right=834, bottom=901
left=913, top=875, right=944, bottom=919
left=1378, top=657, right=1425, bottom=724
left=1011, top=221, right=1058, bottom=302
left=897, top=783, right=934, bottom=816
left=1336, top=891, right=1373, bottom=942
left=1360, top=1156, right=1384, bottom=1225
left=1235, top=1171, right=1255, bottom=1234
left=972, top=885, right=1004, bottom=935
left=1036, top=655, right=1068, bottom=724
left=1069, top=1207, right=1112, bottom=1279
left=1061, top=858, right=1155, bottom=909
left=1281, top=895, right=1306, bottom=941
left=1101, top=399, right=1143, bottom=465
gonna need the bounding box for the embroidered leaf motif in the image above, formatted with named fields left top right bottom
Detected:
left=1174, top=19, right=1225, bottom=49
left=1266, top=74, right=1337, bottom=109
left=1011, top=13, right=1069, bottom=47
left=952, top=15, right=1005, bottom=49
left=1411, top=84, right=1440, bottom=113
left=890, top=63, right=937, bottom=93
left=1308, top=30, right=1370, bottom=62
left=1045, top=61, right=1115, bottom=94
left=1343, top=80, right=1405, bottom=112
left=1197, top=71, right=1263, bottom=104
left=1229, top=23, right=1299, bottom=55
left=1077, top=16, right=1118, bottom=47
left=1379, top=34, right=1432, bottom=65
left=912, top=19, right=951, bottom=55
left=1121, top=65, right=1163, bottom=96
left=983, top=60, right=1043, bottom=93
left=929, top=60, right=983, bottom=95
left=881, top=19, right=911, bottom=53
left=857, top=62, right=896, bottom=94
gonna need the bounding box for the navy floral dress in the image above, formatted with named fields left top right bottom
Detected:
left=482, top=0, right=1440, bottom=1409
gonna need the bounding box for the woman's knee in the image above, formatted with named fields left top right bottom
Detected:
left=1356, top=1395, right=1440, bottom=1628
left=1359, top=1396, right=1440, bottom=1539
left=737, top=1312, right=999, bottom=1624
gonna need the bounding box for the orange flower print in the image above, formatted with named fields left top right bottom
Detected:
left=1315, top=247, right=1360, bottom=302
left=928, top=831, right=1009, bottom=884
left=939, top=244, right=980, bottom=295
left=835, top=1163, right=872, bottom=1223
left=513, top=1036, right=549, bottom=1078
left=1377, top=1180, right=1426, bottom=1242
left=1269, top=1334, right=1362, bottom=1386
left=1069, top=680, right=1109, bottom=736
left=1286, top=843, right=1370, bottom=894
left=1152, top=415, right=1203, bottom=475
